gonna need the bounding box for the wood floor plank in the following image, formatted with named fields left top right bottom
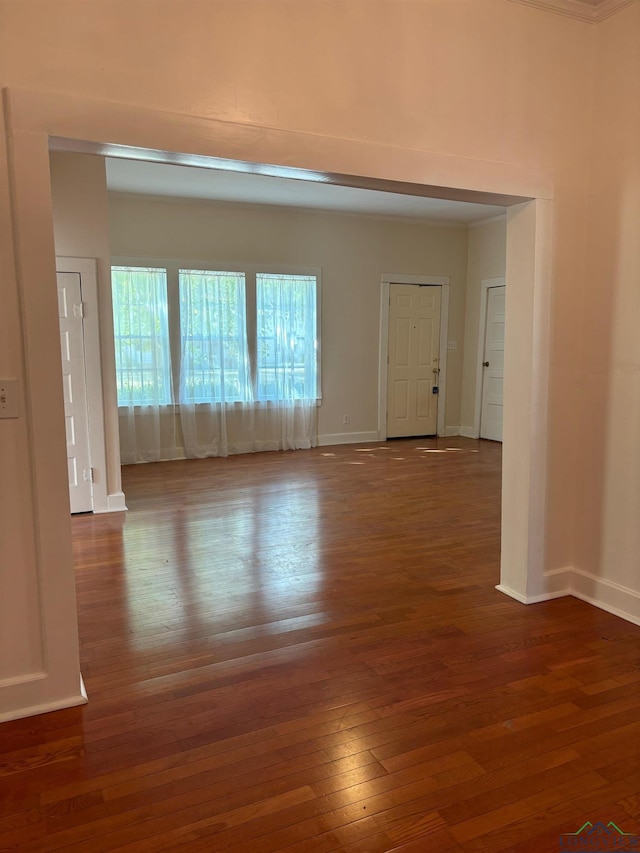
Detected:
left=384, top=828, right=464, bottom=853
left=458, top=774, right=640, bottom=853
left=2, top=438, right=640, bottom=851
left=448, top=770, right=608, bottom=845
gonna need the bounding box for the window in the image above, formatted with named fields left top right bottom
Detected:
left=256, top=274, right=317, bottom=401
left=179, top=270, right=250, bottom=403
left=112, top=262, right=320, bottom=406
left=111, top=266, right=172, bottom=406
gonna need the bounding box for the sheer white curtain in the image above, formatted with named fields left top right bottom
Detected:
left=112, top=264, right=319, bottom=463
left=179, top=270, right=256, bottom=457
left=112, top=266, right=177, bottom=464
left=179, top=270, right=318, bottom=458
left=253, top=273, right=318, bottom=451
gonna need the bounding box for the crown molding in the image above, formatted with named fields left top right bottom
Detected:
left=509, top=0, right=636, bottom=22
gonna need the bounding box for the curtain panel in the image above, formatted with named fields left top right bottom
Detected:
left=113, top=265, right=319, bottom=463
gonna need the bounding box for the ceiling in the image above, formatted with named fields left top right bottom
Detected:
left=105, top=158, right=507, bottom=226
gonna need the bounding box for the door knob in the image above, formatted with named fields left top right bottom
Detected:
left=483, top=361, right=490, bottom=367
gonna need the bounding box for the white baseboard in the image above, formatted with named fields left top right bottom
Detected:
left=94, top=491, right=128, bottom=514
left=441, top=426, right=460, bottom=437
left=542, top=566, right=572, bottom=598
left=495, top=583, right=528, bottom=604
left=459, top=426, right=479, bottom=439
left=527, top=589, right=571, bottom=603
left=318, top=431, right=380, bottom=447
left=495, top=583, right=569, bottom=604
left=0, top=675, right=87, bottom=724
left=569, top=566, right=640, bottom=628
left=499, top=566, right=640, bottom=628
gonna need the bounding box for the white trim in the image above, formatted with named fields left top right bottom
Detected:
left=508, top=0, right=636, bottom=22
left=379, top=283, right=390, bottom=439
left=56, top=257, right=112, bottom=513
left=94, top=491, right=128, bottom=513
left=318, top=431, right=380, bottom=447
left=378, top=274, right=450, bottom=440
left=495, top=583, right=569, bottom=604
left=495, top=583, right=528, bottom=604
left=498, top=199, right=553, bottom=602
left=0, top=670, right=46, bottom=689
left=473, top=277, right=506, bottom=441
left=542, top=566, right=573, bottom=598
left=498, top=565, right=640, bottom=628
left=468, top=213, right=507, bottom=229
left=0, top=676, right=87, bottom=724
left=22, top=90, right=552, bottom=202
left=3, top=109, right=85, bottom=723
left=113, top=256, right=322, bottom=276
left=442, top=426, right=460, bottom=437
left=526, top=590, right=571, bottom=603
left=459, top=426, right=478, bottom=439
left=437, top=285, right=450, bottom=438
left=570, top=567, right=640, bottom=628
left=521, top=201, right=553, bottom=601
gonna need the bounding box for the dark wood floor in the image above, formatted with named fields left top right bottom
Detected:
left=2, top=437, right=640, bottom=852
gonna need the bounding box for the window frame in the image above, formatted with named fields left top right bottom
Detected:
left=111, top=257, right=322, bottom=408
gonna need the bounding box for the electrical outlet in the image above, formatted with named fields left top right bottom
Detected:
left=343, top=414, right=350, bottom=425
left=0, top=379, right=19, bottom=419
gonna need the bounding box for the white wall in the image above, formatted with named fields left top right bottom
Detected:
left=567, top=2, right=640, bottom=622
left=109, top=192, right=469, bottom=443
left=460, top=217, right=507, bottom=433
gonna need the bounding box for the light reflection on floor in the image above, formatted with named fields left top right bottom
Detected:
left=81, top=437, right=495, bottom=655
left=120, top=482, right=321, bottom=645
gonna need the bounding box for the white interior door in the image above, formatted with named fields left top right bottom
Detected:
left=480, top=285, right=505, bottom=442
left=387, top=283, right=441, bottom=438
left=57, top=272, right=93, bottom=513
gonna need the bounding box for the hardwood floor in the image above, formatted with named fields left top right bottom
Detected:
left=2, top=437, right=640, bottom=852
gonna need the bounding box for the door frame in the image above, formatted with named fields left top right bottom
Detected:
left=56, top=257, right=111, bottom=513
left=473, top=276, right=506, bottom=439
left=57, top=268, right=94, bottom=513
left=378, top=274, right=450, bottom=440
left=1, top=85, right=554, bottom=723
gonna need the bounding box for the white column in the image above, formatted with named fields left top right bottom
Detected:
left=0, top=113, right=85, bottom=722
left=498, top=198, right=553, bottom=603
